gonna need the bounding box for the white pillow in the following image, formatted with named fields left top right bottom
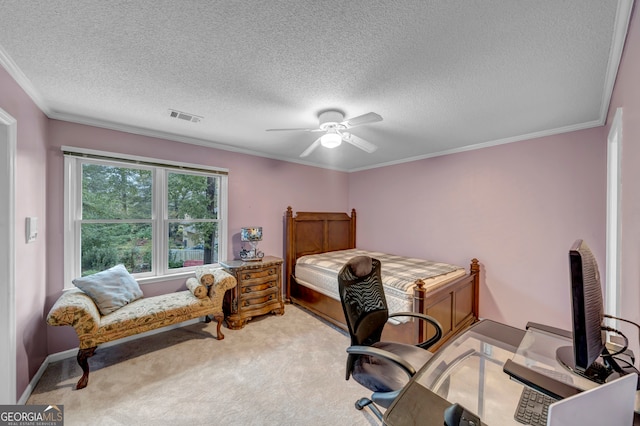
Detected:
left=73, top=264, right=143, bottom=315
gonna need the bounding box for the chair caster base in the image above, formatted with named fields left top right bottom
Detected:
left=355, top=397, right=372, bottom=410
left=355, top=397, right=383, bottom=421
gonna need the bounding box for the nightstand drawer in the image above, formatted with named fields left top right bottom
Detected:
left=239, top=267, right=277, bottom=281
left=239, top=274, right=276, bottom=288
left=242, top=291, right=277, bottom=308
left=241, top=280, right=277, bottom=294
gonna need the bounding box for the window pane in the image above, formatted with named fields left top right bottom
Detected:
left=82, top=164, right=152, bottom=220
left=168, top=172, right=219, bottom=220
left=168, top=222, right=219, bottom=269
left=81, top=223, right=152, bottom=275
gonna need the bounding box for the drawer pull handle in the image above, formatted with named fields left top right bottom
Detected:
left=243, top=273, right=251, bottom=280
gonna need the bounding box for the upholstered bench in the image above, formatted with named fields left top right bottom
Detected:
left=47, top=266, right=236, bottom=389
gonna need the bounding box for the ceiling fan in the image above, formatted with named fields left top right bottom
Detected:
left=266, top=110, right=382, bottom=157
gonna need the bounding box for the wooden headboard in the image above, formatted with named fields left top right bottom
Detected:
left=284, top=206, right=356, bottom=301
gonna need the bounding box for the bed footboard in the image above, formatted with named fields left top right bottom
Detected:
left=288, top=257, right=480, bottom=350
left=411, top=258, right=480, bottom=351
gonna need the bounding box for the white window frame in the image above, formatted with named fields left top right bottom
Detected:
left=605, top=108, right=623, bottom=327
left=63, top=146, right=228, bottom=288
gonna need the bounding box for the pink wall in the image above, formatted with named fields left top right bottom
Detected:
left=45, top=121, right=349, bottom=353
left=605, top=4, right=640, bottom=345
left=0, top=66, right=50, bottom=398
left=349, top=127, right=606, bottom=330
left=2, top=3, right=638, bottom=400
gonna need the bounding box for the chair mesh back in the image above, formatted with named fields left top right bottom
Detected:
left=338, top=257, right=389, bottom=346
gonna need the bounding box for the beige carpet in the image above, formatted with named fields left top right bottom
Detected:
left=28, top=305, right=379, bottom=425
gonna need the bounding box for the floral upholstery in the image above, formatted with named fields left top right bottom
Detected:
left=186, top=278, right=208, bottom=298
left=47, top=269, right=237, bottom=349
left=204, top=269, right=235, bottom=305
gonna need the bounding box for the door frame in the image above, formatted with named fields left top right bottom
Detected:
left=0, top=108, right=17, bottom=404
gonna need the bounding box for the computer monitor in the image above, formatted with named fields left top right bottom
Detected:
left=556, top=239, right=607, bottom=380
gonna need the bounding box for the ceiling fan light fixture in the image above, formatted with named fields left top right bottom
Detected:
left=320, top=131, right=342, bottom=148
left=267, top=110, right=381, bottom=157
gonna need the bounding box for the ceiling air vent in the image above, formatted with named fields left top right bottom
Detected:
left=168, top=109, right=202, bottom=123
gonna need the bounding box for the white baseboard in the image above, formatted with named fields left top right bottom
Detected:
left=18, top=317, right=204, bottom=404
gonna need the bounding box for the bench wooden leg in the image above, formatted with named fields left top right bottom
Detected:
left=205, top=314, right=225, bottom=340
left=213, top=313, right=225, bottom=340
left=76, top=347, right=96, bottom=389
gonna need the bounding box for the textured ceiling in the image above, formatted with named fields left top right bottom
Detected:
left=0, top=1, right=634, bottom=171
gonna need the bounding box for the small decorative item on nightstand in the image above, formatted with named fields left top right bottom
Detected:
left=239, top=226, right=264, bottom=261
left=221, top=256, right=284, bottom=329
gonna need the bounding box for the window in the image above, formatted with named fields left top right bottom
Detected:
left=167, top=172, right=222, bottom=270
left=80, top=162, right=153, bottom=275
left=64, top=147, right=228, bottom=287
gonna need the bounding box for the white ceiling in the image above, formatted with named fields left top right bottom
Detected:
left=0, top=1, right=634, bottom=171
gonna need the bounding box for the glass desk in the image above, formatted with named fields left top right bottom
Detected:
left=384, top=320, right=525, bottom=425
left=383, top=319, right=640, bottom=426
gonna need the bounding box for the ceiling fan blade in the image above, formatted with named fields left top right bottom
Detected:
left=341, top=112, right=382, bottom=128
left=266, top=127, right=318, bottom=132
left=343, top=133, right=378, bottom=153
left=300, top=137, right=322, bottom=157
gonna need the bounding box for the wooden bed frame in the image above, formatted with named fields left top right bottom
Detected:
left=284, top=206, right=480, bottom=350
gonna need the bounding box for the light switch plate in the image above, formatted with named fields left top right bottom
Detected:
left=26, top=217, right=37, bottom=243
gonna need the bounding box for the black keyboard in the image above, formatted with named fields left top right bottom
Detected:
left=514, top=387, right=557, bottom=426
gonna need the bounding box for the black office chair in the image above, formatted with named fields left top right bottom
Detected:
left=338, top=255, right=444, bottom=421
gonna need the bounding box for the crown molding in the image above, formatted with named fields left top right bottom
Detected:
left=48, top=110, right=351, bottom=172
left=349, top=119, right=604, bottom=173
left=599, top=0, right=635, bottom=123
left=0, top=43, right=51, bottom=116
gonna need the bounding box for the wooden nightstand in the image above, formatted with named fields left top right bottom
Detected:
left=220, top=256, right=284, bottom=329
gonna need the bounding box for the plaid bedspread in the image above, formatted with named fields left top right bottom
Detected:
left=297, top=249, right=463, bottom=293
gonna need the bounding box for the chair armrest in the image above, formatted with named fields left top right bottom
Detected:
left=347, top=345, right=417, bottom=378
left=46, top=289, right=100, bottom=334
left=389, top=311, right=443, bottom=350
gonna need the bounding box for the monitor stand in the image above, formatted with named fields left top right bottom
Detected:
left=556, top=346, right=611, bottom=384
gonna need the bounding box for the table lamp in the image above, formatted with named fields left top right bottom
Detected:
left=240, top=227, right=264, bottom=261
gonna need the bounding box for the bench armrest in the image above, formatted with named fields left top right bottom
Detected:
left=193, top=267, right=237, bottom=308
left=47, top=289, right=100, bottom=335
left=209, top=269, right=236, bottom=293
left=207, top=269, right=236, bottom=307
